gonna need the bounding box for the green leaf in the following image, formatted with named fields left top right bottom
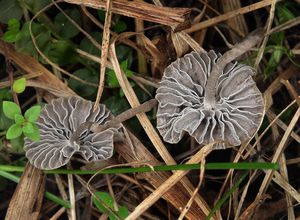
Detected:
left=120, top=59, right=128, bottom=70
left=0, top=109, right=13, bottom=130
left=0, top=91, right=14, bottom=130
left=104, top=95, right=130, bottom=116
left=0, top=88, right=12, bottom=101
left=24, top=124, right=40, bottom=141
left=276, top=4, right=296, bottom=24
left=44, top=40, right=77, bottom=65
left=10, top=135, right=24, bottom=153
left=68, top=68, right=98, bottom=98
left=106, top=70, right=119, bottom=87
left=22, top=122, right=34, bottom=133
left=0, top=0, right=23, bottom=24
left=54, top=8, right=81, bottom=39
left=109, top=206, right=129, bottom=220
left=23, top=0, right=51, bottom=13
left=264, top=45, right=284, bottom=78
left=93, top=192, right=114, bottom=213
left=6, top=124, right=22, bottom=139
left=106, top=60, right=133, bottom=87
left=125, top=69, right=133, bottom=78
left=24, top=105, right=41, bottom=122
left=2, top=18, right=20, bottom=43
left=12, top=77, right=26, bottom=93
left=79, top=32, right=102, bottom=65
left=113, top=20, right=127, bottom=33
left=269, top=31, right=284, bottom=46
left=15, top=22, right=51, bottom=60
left=3, top=101, right=21, bottom=120
left=118, top=206, right=129, bottom=219
left=97, top=10, right=106, bottom=22
left=14, top=114, right=25, bottom=125
left=116, top=45, right=133, bottom=64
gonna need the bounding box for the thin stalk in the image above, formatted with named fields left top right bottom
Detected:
left=70, top=99, right=157, bottom=143
left=0, top=162, right=279, bottom=175
left=203, top=29, right=263, bottom=109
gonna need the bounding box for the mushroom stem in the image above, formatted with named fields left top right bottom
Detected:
left=92, top=99, right=158, bottom=133
left=203, top=29, right=264, bottom=109
left=70, top=99, right=158, bottom=144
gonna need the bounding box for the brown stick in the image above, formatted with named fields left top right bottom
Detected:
left=116, top=133, right=208, bottom=220
left=126, top=144, right=213, bottom=220
left=185, top=0, right=273, bottom=33
left=93, top=0, right=112, bottom=110
left=63, top=0, right=191, bottom=31
left=110, top=33, right=212, bottom=218
left=5, top=163, right=45, bottom=220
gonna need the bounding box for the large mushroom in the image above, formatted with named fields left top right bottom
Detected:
left=156, top=32, right=264, bottom=149
left=24, top=96, right=121, bottom=170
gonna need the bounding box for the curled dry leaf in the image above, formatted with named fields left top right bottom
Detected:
left=156, top=50, right=264, bottom=148
left=24, top=96, right=121, bottom=170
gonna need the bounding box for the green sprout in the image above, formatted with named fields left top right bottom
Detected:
left=3, top=101, right=41, bottom=141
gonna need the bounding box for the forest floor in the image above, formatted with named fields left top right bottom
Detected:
left=0, top=0, right=300, bottom=219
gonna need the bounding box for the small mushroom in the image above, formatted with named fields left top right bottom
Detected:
left=24, top=96, right=121, bottom=170
left=156, top=50, right=264, bottom=148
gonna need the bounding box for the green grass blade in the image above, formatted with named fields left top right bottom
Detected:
left=206, top=171, right=249, bottom=220
left=0, top=170, right=20, bottom=182
left=0, top=162, right=279, bottom=175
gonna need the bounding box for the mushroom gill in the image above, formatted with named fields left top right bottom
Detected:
left=24, top=96, right=121, bottom=170
left=156, top=50, right=264, bottom=148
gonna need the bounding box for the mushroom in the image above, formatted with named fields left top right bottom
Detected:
left=156, top=32, right=264, bottom=149
left=24, top=96, right=121, bottom=170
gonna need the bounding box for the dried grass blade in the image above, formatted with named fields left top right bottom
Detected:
left=109, top=33, right=212, bottom=218
left=216, top=98, right=298, bottom=207
left=266, top=110, right=300, bottom=143
left=185, top=0, right=273, bottom=33
left=116, top=133, right=206, bottom=220
left=94, top=0, right=113, bottom=110
left=278, top=155, right=295, bottom=219
left=253, top=108, right=300, bottom=215
left=126, top=144, right=213, bottom=220
left=63, top=0, right=191, bottom=31
left=272, top=170, right=300, bottom=203
left=219, top=0, right=248, bottom=40
left=254, top=0, right=276, bottom=69
left=109, top=34, right=175, bottom=165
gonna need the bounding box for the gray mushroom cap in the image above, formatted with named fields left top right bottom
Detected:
left=24, top=96, right=121, bottom=170
left=156, top=50, right=264, bottom=149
